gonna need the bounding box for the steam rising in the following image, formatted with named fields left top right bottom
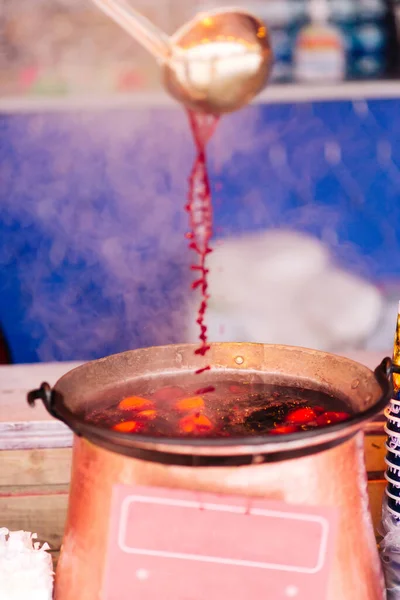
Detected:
left=0, top=99, right=397, bottom=362
left=1, top=108, right=195, bottom=361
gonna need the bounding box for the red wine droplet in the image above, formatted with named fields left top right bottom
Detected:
left=186, top=109, right=219, bottom=371
left=195, top=366, right=212, bottom=375
left=195, top=386, right=216, bottom=395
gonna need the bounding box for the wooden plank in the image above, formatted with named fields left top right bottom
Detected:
left=0, top=490, right=68, bottom=550
left=364, top=435, right=386, bottom=474
left=368, top=480, right=386, bottom=535
left=0, top=362, right=80, bottom=450
left=0, top=483, right=69, bottom=496
left=0, top=361, right=83, bottom=399
left=0, top=422, right=73, bottom=451
left=0, top=448, right=72, bottom=487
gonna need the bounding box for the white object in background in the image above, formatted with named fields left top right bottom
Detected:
left=301, top=266, right=383, bottom=349
left=186, top=229, right=383, bottom=352
left=294, top=0, right=346, bottom=82
left=0, top=529, right=53, bottom=600
left=366, top=294, right=400, bottom=352
left=207, top=230, right=330, bottom=312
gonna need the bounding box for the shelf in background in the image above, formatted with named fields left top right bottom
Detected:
left=1, top=80, right=400, bottom=113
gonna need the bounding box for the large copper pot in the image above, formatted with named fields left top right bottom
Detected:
left=28, top=343, right=392, bottom=600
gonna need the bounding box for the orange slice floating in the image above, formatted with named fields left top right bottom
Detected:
left=179, top=413, right=213, bottom=434
left=112, top=420, right=142, bottom=433
left=118, top=396, right=154, bottom=411
left=269, top=424, right=300, bottom=435
left=175, top=396, right=205, bottom=413
left=137, top=410, right=157, bottom=421
left=285, top=407, right=316, bottom=425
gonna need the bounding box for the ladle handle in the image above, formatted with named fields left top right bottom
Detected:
left=91, top=0, right=171, bottom=62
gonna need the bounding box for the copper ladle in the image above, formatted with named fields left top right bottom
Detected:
left=91, top=0, right=272, bottom=114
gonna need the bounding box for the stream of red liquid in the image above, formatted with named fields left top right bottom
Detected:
left=186, top=110, right=219, bottom=375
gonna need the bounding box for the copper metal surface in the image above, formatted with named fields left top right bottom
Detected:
left=53, top=343, right=387, bottom=599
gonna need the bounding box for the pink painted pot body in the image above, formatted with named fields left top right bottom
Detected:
left=43, top=344, right=388, bottom=600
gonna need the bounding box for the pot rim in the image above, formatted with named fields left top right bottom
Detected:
left=28, top=343, right=392, bottom=461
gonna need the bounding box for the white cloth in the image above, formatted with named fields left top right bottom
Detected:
left=0, top=529, right=53, bottom=600
left=187, top=229, right=383, bottom=352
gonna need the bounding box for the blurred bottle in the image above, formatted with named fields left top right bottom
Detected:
left=294, top=0, right=346, bottom=82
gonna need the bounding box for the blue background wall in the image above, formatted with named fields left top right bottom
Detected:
left=1, top=97, right=400, bottom=363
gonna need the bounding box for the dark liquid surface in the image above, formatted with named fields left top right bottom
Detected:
left=84, top=376, right=353, bottom=438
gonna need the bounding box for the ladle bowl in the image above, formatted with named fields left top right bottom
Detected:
left=91, top=0, right=272, bottom=113
left=164, top=10, right=272, bottom=114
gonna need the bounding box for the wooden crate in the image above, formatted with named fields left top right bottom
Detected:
left=0, top=447, right=72, bottom=564
left=364, top=432, right=386, bottom=533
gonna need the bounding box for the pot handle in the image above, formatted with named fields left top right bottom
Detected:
left=374, top=356, right=400, bottom=399
left=27, top=382, right=66, bottom=424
